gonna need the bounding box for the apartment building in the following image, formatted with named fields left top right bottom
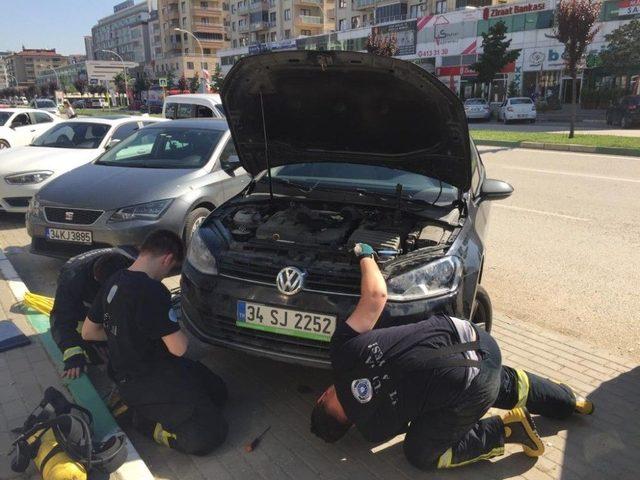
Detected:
left=0, top=52, right=12, bottom=89
left=228, top=0, right=335, bottom=48
left=91, top=0, right=155, bottom=65
left=155, top=0, right=229, bottom=78
left=5, top=48, right=67, bottom=87
left=84, top=36, right=95, bottom=60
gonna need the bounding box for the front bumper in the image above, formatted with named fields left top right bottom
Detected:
left=0, top=184, right=42, bottom=213
left=180, top=261, right=463, bottom=368
left=26, top=200, right=189, bottom=258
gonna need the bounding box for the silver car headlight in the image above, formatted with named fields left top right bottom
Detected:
left=108, top=199, right=173, bottom=223
left=5, top=171, right=53, bottom=185
left=387, top=256, right=462, bottom=302
left=186, top=230, right=218, bottom=275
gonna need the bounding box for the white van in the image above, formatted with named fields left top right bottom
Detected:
left=162, top=93, right=225, bottom=119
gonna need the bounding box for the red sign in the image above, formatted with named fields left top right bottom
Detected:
left=483, top=2, right=546, bottom=20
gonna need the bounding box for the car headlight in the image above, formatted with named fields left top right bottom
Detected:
left=5, top=171, right=53, bottom=185
left=108, top=199, right=173, bottom=223
left=387, top=256, right=462, bottom=302
left=186, top=230, right=218, bottom=275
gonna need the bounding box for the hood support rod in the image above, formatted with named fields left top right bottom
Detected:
left=259, top=90, right=274, bottom=204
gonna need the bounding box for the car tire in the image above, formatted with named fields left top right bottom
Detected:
left=184, top=207, right=211, bottom=243
left=0, top=139, right=10, bottom=149
left=472, top=285, right=493, bottom=333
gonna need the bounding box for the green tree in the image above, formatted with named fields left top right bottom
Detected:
left=134, top=74, right=152, bottom=96
left=210, top=64, right=223, bottom=92
left=471, top=21, right=521, bottom=100
left=365, top=33, right=398, bottom=56
left=113, top=71, right=132, bottom=95
left=177, top=74, right=188, bottom=92
left=507, top=80, right=520, bottom=97
left=73, top=78, right=87, bottom=94
left=599, top=19, right=640, bottom=76
left=26, top=85, right=37, bottom=99
left=165, top=69, right=176, bottom=88
left=549, top=0, right=601, bottom=138
left=189, top=72, right=200, bottom=93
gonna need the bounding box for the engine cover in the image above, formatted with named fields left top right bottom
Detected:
left=348, top=228, right=401, bottom=251
left=255, top=209, right=352, bottom=246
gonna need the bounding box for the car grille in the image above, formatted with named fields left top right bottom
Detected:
left=44, top=207, right=103, bottom=225
left=218, top=257, right=361, bottom=295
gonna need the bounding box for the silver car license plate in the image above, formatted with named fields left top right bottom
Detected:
left=46, top=228, right=93, bottom=244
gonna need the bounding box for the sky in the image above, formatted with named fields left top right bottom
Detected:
left=0, top=1, right=127, bottom=55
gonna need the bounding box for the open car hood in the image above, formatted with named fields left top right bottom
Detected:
left=221, top=50, right=471, bottom=191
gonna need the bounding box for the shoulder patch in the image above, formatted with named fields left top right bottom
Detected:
left=351, top=378, right=373, bottom=404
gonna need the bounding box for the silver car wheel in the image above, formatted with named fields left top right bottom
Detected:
left=191, top=215, right=206, bottom=236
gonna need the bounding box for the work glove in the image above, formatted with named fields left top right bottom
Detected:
left=62, top=346, right=88, bottom=379
left=354, top=243, right=376, bottom=260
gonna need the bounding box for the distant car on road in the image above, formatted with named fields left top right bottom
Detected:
left=464, top=98, right=491, bottom=121
left=71, top=99, right=86, bottom=109
left=26, top=119, right=249, bottom=259
left=162, top=93, right=225, bottom=120
left=0, top=116, right=161, bottom=214
left=606, top=95, right=640, bottom=129
left=0, top=108, right=60, bottom=150
left=30, top=98, right=60, bottom=115
left=498, top=97, right=537, bottom=124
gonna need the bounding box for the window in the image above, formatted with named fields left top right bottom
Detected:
left=351, top=16, right=359, bottom=28
left=33, top=112, right=54, bottom=124
left=511, top=14, right=525, bottom=32
left=524, top=13, right=537, bottom=30
left=12, top=113, right=31, bottom=127
left=177, top=104, right=194, bottom=118
left=301, top=29, right=312, bottom=35
left=111, top=122, right=140, bottom=141
left=339, top=0, right=346, bottom=7
left=536, top=10, right=553, bottom=29
left=31, top=123, right=110, bottom=149
left=284, top=29, right=290, bottom=38
left=338, top=18, right=345, bottom=30
left=232, top=21, right=236, bottom=31
left=270, top=32, right=277, bottom=41
left=284, top=8, right=291, bottom=20
left=201, top=1, right=209, bottom=7
left=232, top=39, right=238, bottom=47
left=181, top=1, right=186, bottom=10
left=231, top=4, right=235, bottom=12
left=409, top=4, right=419, bottom=18
left=202, top=16, right=210, bottom=24
left=187, top=61, right=195, bottom=69
left=435, top=0, right=446, bottom=13
left=269, top=11, right=276, bottom=21
left=300, top=8, right=311, bottom=15
left=219, top=139, right=238, bottom=167
left=441, top=55, right=461, bottom=67
left=196, top=105, right=214, bottom=117
left=185, top=47, right=190, bottom=53
left=203, top=48, right=212, bottom=54
left=182, top=16, right=187, bottom=26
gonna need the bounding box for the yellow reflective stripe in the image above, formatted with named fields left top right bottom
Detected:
left=515, top=369, right=530, bottom=408
left=438, top=447, right=505, bottom=469
left=63, top=346, right=87, bottom=361
left=153, top=423, right=177, bottom=448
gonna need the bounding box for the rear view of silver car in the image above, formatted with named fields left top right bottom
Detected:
left=464, top=98, right=491, bottom=121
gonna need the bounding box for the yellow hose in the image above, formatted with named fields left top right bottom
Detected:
left=24, top=293, right=54, bottom=316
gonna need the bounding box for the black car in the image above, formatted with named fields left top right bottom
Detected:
left=180, top=51, right=513, bottom=367
left=606, top=95, right=640, bottom=128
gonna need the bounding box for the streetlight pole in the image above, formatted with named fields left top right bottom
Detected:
left=99, top=49, right=129, bottom=106
left=174, top=28, right=207, bottom=93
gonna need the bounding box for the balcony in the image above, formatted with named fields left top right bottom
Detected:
left=250, top=21, right=269, bottom=30
left=239, top=24, right=249, bottom=32
left=298, top=0, right=322, bottom=5
left=192, top=4, right=223, bottom=14
left=354, top=0, right=376, bottom=9
left=196, top=23, right=225, bottom=32
left=267, top=20, right=277, bottom=28
left=298, top=14, right=323, bottom=24
left=249, top=0, right=269, bottom=11
left=326, top=7, right=335, bottom=18
left=237, top=4, right=249, bottom=14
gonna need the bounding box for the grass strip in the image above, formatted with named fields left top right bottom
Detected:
left=471, top=130, right=640, bottom=150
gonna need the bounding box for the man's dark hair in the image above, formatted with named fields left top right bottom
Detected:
left=140, top=230, right=184, bottom=263
left=93, top=253, right=132, bottom=284
left=310, top=402, right=351, bottom=443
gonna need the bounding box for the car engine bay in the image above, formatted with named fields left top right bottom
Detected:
left=219, top=201, right=460, bottom=263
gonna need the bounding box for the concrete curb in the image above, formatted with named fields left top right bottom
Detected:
left=0, top=250, right=153, bottom=480
left=474, top=139, right=640, bottom=157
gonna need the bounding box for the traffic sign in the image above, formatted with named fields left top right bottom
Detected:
left=158, top=77, right=167, bottom=87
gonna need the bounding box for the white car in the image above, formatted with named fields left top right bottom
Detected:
left=0, top=116, right=165, bottom=213
left=162, top=93, right=224, bottom=119
left=498, top=97, right=537, bottom=124
left=0, top=108, right=60, bottom=150
left=30, top=98, right=60, bottom=115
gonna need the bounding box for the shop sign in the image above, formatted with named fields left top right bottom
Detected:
left=371, top=20, right=417, bottom=55
left=617, top=0, right=640, bottom=16
left=416, top=38, right=477, bottom=58
left=522, top=47, right=567, bottom=71
left=483, top=1, right=547, bottom=19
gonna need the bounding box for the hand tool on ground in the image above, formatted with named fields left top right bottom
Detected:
left=244, top=426, right=271, bottom=453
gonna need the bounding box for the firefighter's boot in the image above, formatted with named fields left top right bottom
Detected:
left=501, top=408, right=545, bottom=457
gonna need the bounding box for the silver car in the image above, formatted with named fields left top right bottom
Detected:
left=464, top=98, right=491, bottom=121
left=26, top=119, right=249, bottom=258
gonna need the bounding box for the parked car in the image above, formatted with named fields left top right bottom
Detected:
left=1, top=116, right=160, bottom=215
left=0, top=108, right=60, bottom=150
left=26, top=119, right=248, bottom=258
left=464, top=98, right=491, bottom=121
left=179, top=51, right=513, bottom=368
left=606, top=95, right=640, bottom=129
left=498, top=97, right=537, bottom=124
left=71, top=99, right=86, bottom=109
left=163, top=93, right=225, bottom=120
left=30, top=98, right=60, bottom=115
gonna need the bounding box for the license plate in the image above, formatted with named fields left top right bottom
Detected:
left=236, top=301, right=336, bottom=342
left=46, top=228, right=92, bottom=244
left=518, top=114, right=527, bottom=118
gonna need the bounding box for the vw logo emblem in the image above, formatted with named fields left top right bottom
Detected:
left=276, top=267, right=305, bottom=295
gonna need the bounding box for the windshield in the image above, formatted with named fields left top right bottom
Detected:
left=271, top=163, right=458, bottom=205
left=36, top=100, right=56, bottom=108
left=510, top=98, right=533, bottom=105
left=96, top=126, right=224, bottom=169
left=31, top=122, right=110, bottom=149
left=464, top=99, right=487, bottom=105
left=0, top=112, right=11, bottom=125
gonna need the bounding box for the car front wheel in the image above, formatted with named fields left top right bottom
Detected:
left=471, top=285, right=493, bottom=333
left=0, top=139, right=10, bottom=149
left=185, top=207, right=211, bottom=242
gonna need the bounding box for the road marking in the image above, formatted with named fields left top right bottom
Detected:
left=494, top=165, right=640, bottom=184
left=494, top=204, right=590, bottom=222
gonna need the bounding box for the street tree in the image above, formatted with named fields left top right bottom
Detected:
left=26, top=85, right=37, bottom=99
left=365, top=33, right=398, bottom=56
left=134, top=74, right=151, bottom=97
left=599, top=19, right=640, bottom=78
left=178, top=74, right=188, bottom=92
left=165, top=69, right=176, bottom=88
left=210, top=64, right=223, bottom=92
left=549, top=0, right=601, bottom=138
left=47, top=82, right=57, bottom=97
left=73, top=78, right=87, bottom=95
left=38, top=84, right=49, bottom=97
left=471, top=21, right=520, bottom=101
left=189, top=73, right=200, bottom=93
left=113, top=72, right=132, bottom=95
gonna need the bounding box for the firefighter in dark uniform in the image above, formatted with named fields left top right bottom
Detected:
left=82, top=230, right=228, bottom=455
left=311, top=243, right=594, bottom=470
left=51, top=247, right=136, bottom=378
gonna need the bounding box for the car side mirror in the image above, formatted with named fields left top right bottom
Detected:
left=221, top=154, right=240, bottom=172
left=105, top=138, right=121, bottom=150
left=479, top=178, right=513, bottom=202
